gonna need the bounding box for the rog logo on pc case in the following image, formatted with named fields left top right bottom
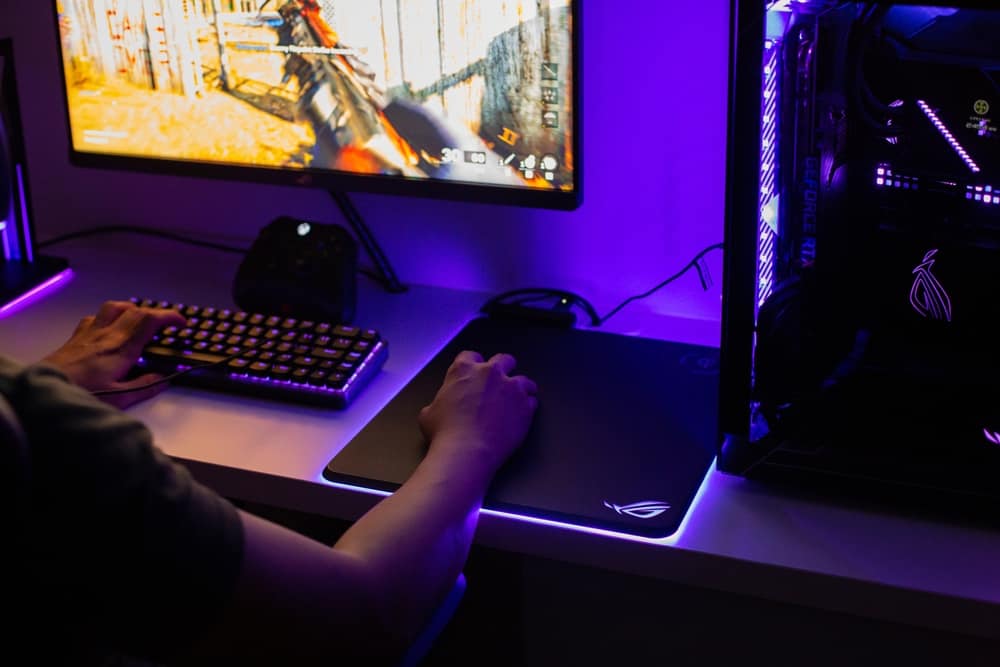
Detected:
left=909, top=249, right=953, bottom=322
left=603, top=500, right=671, bottom=520
left=983, top=429, right=1000, bottom=446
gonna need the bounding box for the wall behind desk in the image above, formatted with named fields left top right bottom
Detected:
left=2, top=2, right=729, bottom=330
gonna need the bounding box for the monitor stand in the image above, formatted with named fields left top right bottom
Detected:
left=0, top=38, right=71, bottom=317
left=328, top=190, right=407, bottom=295
left=0, top=255, right=71, bottom=317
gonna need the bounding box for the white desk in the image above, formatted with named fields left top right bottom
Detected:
left=4, top=236, right=1000, bottom=642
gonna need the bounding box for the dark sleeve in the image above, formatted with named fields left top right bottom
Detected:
left=0, top=357, right=244, bottom=661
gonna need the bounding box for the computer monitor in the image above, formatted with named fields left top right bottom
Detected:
left=51, top=0, right=580, bottom=211
left=0, top=38, right=71, bottom=316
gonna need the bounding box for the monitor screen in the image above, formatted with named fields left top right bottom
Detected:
left=53, top=0, right=580, bottom=209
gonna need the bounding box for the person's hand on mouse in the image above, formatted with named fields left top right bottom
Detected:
left=41, top=300, right=186, bottom=409
left=418, top=351, right=538, bottom=475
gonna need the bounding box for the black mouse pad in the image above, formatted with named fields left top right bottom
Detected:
left=323, top=316, right=719, bottom=538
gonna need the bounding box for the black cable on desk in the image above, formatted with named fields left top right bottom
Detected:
left=481, top=242, right=724, bottom=327
left=596, top=242, right=724, bottom=325
left=37, top=225, right=248, bottom=254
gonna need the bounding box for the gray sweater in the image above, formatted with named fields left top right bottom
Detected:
left=1, top=356, right=243, bottom=664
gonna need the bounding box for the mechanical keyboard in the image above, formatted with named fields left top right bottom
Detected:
left=130, top=298, right=388, bottom=408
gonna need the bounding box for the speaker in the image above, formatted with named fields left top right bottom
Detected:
left=232, top=216, right=358, bottom=324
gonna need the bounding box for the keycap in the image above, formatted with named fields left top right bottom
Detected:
left=133, top=297, right=388, bottom=408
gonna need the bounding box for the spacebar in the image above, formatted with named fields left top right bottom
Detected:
left=144, top=346, right=228, bottom=365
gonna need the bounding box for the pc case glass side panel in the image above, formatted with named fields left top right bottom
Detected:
left=749, top=0, right=845, bottom=450
left=746, top=2, right=1000, bottom=501
left=751, top=1, right=866, bottom=451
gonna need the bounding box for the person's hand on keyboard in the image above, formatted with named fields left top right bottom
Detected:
left=418, top=350, right=539, bottom=475
left=40, top=300, right=186, bottom=409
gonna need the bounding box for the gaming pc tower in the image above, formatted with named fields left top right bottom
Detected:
left=720, top=1, right=1000, bottom=512
left=0, top=39, right=70, bottom=316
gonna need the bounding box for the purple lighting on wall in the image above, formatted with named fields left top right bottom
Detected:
left=917, top=100, right=981, bottom=174
left=0, top=268, right=74, bottom=319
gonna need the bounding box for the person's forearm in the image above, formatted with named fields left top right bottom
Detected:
left=333, top=436, right=496, bottom=644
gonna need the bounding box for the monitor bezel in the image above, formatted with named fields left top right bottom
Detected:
left=50, top=1, right=582, bottom=211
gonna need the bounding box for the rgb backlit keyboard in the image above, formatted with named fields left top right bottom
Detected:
left=131, top=298, right=388, bottom=408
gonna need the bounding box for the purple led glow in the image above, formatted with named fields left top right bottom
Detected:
left=229, top=372, right=346, bottom=395
left=909, top=249, right=952, bottom=322
left=917, top=100, right=981, bottom=174
left=317, top=310, right=716, bottom=545
left=757, top=40, right=780, bottom=308
left=874, top=165, right=920, bottom=190
left=964, top=185, right=1000, bottom=207
left=0, top=268, right=74, bottom=319
left=319, top=456, right=718, bottom=546
left=1, top=218, right=9, bottom=261
left=227, top=340, right=387, bottom=397
left=16, top=165, right=32, bottom=262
